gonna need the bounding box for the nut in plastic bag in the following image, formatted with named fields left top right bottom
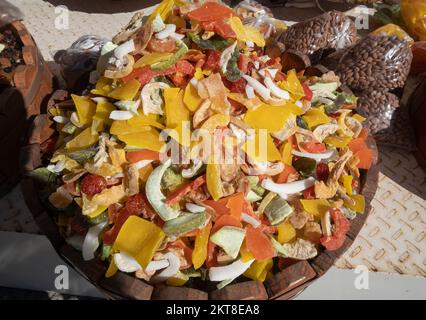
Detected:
left=336, top=33, right=413, bottom=91
left=54, top=35, right=107, bottom=91
left=244, top=15, right=287, bottom=41
left=0, top=0, right=23, bottom=28
left=327, top=11, right=358, bottom=51
left=357, top=90, right=416, bottom=151
left=278, top=11, right=357, bottom=56
left=233, top=0, right=273, bottom=21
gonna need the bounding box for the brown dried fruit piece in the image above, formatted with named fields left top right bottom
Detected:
left=303, top=221, right=322, bottom=243
left=197, top=73, right=230, bottom=114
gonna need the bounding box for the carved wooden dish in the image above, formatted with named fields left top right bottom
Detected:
left=0, top=20, right=53, bottom=196
left=21, top=66, right=379, bottom=299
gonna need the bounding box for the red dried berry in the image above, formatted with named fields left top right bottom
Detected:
left=124, top=193, right=155, bottom=219
left=204, top=50, right=221, bottom=72
left=320, top=208, right=351, bottom=251
left=80, top=174, right=107, bottom=196
left=316, top=162, right=330, bottom=181
left=303, top=186, right=315, bottom=199
left=223, top=77, right=246, bottom=94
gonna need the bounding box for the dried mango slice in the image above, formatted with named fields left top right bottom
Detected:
left=164, top=88, right=190, bottom=128
left=72, top=94, right=97, bottom=126
left=117, top=127, right=165, bottom=152
left=300, top=199, right=331, bottom=218
left=113, top=216, right=165, bottom=269
left=244, top=104, right=293, bottom=132
left=277, top=222, right=296, bottom=244
left=108, top=79, right=141, bottom=101
left=66, top=128, right=99, bottom=151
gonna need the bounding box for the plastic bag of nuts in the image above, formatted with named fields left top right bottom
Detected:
left=335, top=33, right=413, bottom=91
left=277, top=11, right=358, bottom=56
left=244, top=15, right=287, bottom=41
left=233, top=0, right=274, bottom=21
left=357, top=90, right=400, bottom=135
left=356, top=90, right=416, bottom=150
left=233, top=0, right=286, bottom=41
left=54, top=35, right=107, bottom=91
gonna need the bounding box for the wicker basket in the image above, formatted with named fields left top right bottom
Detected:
left=20, top=68, right=379, bottom=300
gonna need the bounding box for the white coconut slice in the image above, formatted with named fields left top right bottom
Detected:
left=91, top=97, right=109, bottom=103
left=82, top=221, right=107, bottom=261
left=264, top=76, right=290, bottom=100
left=151, top=252, right=181, bottom=282
left=291, top=149, right=335, bottom=161
left=155, top=24, right=176, bottom=40
left=145, top=259, right=169, bottom=273
left=169, top=32, right=185, bottom=41
left=114, top=39, right=135, bottom=60
left=114, top=252, right=142, bottom=273
left=141, top=82, right=170, bottom=115
left=261, top=177, right=316, bottom=195
left=242, top=74, right=271, bottom=101
left=186, top=203, right=206, bottom=213
left=241, top=213, right=261, bottom=228
left=245, top=84, right=255, bottom=99
left=109, top=110, right=134, bottom=120
left=133, top=159, right=153, bottom=170
left=53, top=116, right=69, bottom=124
left=209, top=259, right=254, bottom=282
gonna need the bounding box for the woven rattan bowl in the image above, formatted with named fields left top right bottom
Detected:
left=20, top=67, right=379, bottom=300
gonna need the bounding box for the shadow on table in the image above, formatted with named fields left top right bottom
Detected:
left=45, top=0, right=236, bottom=14
left=0, top=286, right=101, bottom=300
left=45, top=0, right=161, bottom=14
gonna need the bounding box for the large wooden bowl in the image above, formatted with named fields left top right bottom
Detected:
left=0, top=20, right=53, bottom=196
left=21, top=84, right=379, bottom=300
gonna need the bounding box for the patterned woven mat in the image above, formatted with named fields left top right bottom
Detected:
left=1, top=0, right=424, bottom=277
left=336, top=147, right=426, bottom=276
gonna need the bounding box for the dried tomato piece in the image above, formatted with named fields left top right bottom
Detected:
left=175, top=60, right=195, bottom=76
left=201, top=20, right=236, bottom=39
left=302, top=83, right=313, bottom=101
left=166, top=175, right=206, bottom=205
left=103, top=193, right=154, bottom=245
left=303, top=186, right=315, bottom=199
left=146, top=37, right=177, bottom=53
left=228, top=98, right=246, bottom=116
left=124, top=193, right=154, bottom=218
left=223, top=77, right=246, bottom=94
left=123, top=64, right=176, bottom=85
left=170, top=72, right=189, bottom=88
left=195, top=58, right=205, bottom=69
left=238, top=54, right=250, bottom=74
left=204, top=50, right=221, bottom=72
left=302, top=141, right=327, bottom=153
left=187, top=2, right=234, bottom=22
left=316, top=162, right=330, bottom=182
left=107, top=203, right=121, bottom=225
left=80, top=174, right=107, bottom=196
left=320, top=208, right=351, bottom=251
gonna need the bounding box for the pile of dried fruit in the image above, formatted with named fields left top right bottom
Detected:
left=31, top=0, right=375, bottom=289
